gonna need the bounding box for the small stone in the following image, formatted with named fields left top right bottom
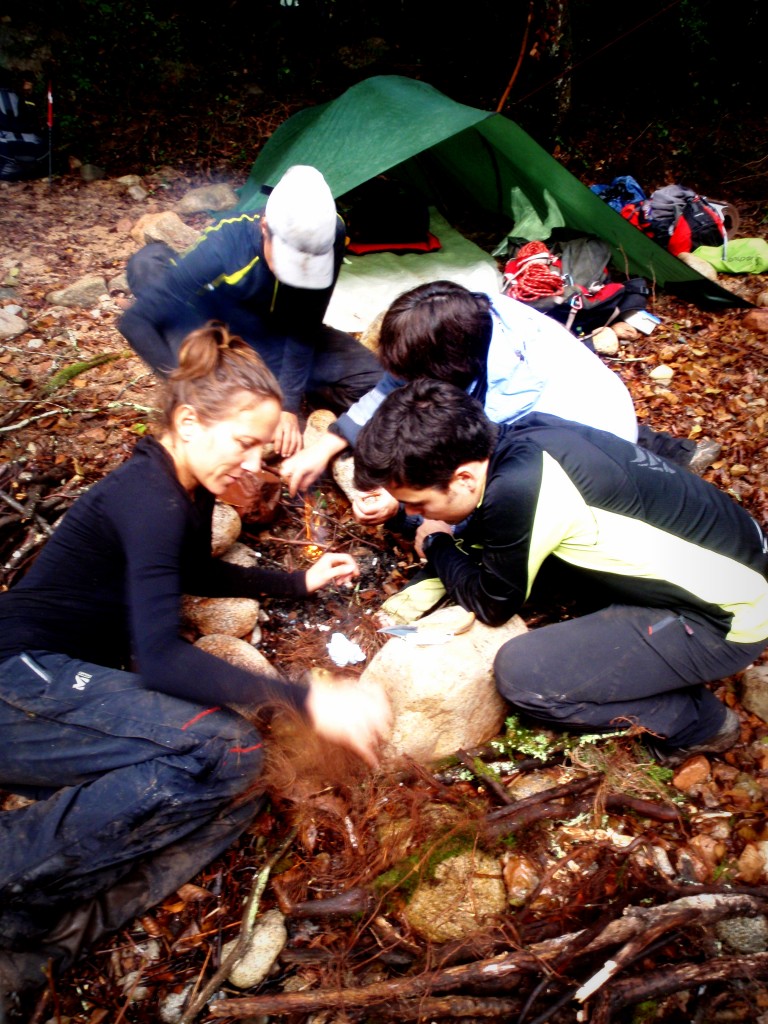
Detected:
left=591, top=325, right=619, bottom=355
left=0, top=309, right=27, bottom=340
left=672, top=755, right=711, bottom=791
left=175, top=183, right=239, bottom=214
left=182, top=596, right=259, bottom=638
left=128, top=184, right=149, bottom=202
left=194, top=634, right=282, bottom=678
left=649, top=363, right=675, bottom=382
left=46, top=274, right=108, bottom=308
left=220, top=542, right=259, bottom=570
left=222, top=909, right=288, bottom=989
left=302, top=408, right=337, bottom=449
left=212, top=501, right=242, bottom=556
left=715, top=915, right=768, bottom=953
left=743, top=309, right=768, bottom=334
left=678, top=251, right=719, bottom=281
left=736, top=842, right=768, bottom=884
left=130, top=211, right=200, bottom=251
left=740, top=664, right=768, bottom=722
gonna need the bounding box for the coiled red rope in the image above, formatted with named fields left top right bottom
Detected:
left=504, top=241, right=564, bottom=301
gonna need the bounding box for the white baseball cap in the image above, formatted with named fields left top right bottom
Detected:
left=264, top=165, right=338, bottom=289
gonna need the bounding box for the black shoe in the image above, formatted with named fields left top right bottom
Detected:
left=687, top=439, right=722, bottom=475
left=643, top=707, right=740, bottom=768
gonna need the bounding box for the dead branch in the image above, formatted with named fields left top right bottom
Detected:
left=590, top=952, right=768, bottom=1023
left=457, top=748, right=515, bottom=805
left=209, top=947, right=545, bottom=1017
left=378, top=995, right=523, bottom=1019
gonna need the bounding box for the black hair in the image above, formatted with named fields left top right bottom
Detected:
left=378, top=280, right=493, bottom=389
left=354, top=379, right=497, bottom=492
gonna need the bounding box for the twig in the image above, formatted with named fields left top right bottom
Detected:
left=457, top=748, right=515, bottom=806
left=177, top=825, right=297, bottom=1024
left=0, top=402, right=153, bottom=434
left=0, top=488, right=54, bottom=537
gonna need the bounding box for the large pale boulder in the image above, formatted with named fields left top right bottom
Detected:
left=362, top=606, right=526, bottom=762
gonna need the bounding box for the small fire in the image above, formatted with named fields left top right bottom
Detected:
left=303, top=496, right=325, bottom=560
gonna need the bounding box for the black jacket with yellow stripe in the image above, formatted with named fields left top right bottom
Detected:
left=426, top=414, right=768, bottom=640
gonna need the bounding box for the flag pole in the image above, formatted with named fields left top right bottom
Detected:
left=47, top=81, right=53, bottom=187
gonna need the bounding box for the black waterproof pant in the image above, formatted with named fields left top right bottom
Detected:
left=494, top=604, right=766, bottom=747
left=0, top=651, right=264, bottom=981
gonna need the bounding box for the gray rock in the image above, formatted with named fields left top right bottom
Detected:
left=46, top=274, right=108, bottom=308
left=715, top=914, right=768, bottom=953
left=127, top=184, right=149, bottom=202
left=741, top=664, right=768, bottom=722
left=80, top=163, right=106, bottom=182
left=0, top=309, right=27, bottom=340
left=361, top=606, right=526, bottom=762
left=175, top=183, right=238, bottom=214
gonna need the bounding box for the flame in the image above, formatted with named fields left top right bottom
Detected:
left=303, top=497, right=324, bottom=560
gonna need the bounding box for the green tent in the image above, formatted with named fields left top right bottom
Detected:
left=239, top=75, right=746, bottom=309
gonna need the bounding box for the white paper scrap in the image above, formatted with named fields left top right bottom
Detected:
left=326, top=632, right=366, bottom=668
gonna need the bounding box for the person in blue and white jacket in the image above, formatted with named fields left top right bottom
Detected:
left=282, top=279, right=700, bottom=515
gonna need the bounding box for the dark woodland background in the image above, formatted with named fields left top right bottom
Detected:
left=1, top=0, right=765, bottom=192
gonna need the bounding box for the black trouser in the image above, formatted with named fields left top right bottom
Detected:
left=494, top=604, right=765, bottom=746
left=0, top=651, right=264, bottom=979
left=124, top=242, right=383, bottom=414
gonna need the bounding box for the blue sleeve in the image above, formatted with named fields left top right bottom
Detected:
left=331, top=372, right=404, bottom=446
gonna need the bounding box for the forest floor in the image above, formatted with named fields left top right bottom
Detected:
left=1, top=112, right=768, bottom=1024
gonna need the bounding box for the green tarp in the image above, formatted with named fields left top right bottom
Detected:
left=240, top=75, right=747, bottom=309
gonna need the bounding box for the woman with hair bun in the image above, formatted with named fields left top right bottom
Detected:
left=0, top=323, right=390, bottom=999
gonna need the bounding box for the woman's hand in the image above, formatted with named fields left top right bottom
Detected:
left=305, top=551, right=360, bottom=593
left=351, top=488, right=400, bottom=525
left=272, top=411, right=303, bottom=458
left=306, top=672, right=392, bottom=766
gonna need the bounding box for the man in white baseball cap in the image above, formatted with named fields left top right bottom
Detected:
left=120, top=164, right=382, bottom=457
left=261, top=165, right=338, bottom=289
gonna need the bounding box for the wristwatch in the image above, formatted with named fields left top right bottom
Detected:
left=421, top=532, right=443, bottom=556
